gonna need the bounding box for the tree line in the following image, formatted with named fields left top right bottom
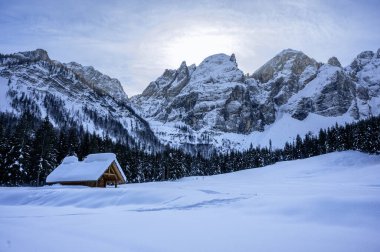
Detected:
left=0, top=111, right=379, bottom=186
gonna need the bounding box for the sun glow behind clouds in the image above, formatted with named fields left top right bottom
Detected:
left=1, top=0, right=379, bottom=96
left=164, top=25, right=239, bottom=67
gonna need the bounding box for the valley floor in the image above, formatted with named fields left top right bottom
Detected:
left=1, top=151, right=380, bottom=252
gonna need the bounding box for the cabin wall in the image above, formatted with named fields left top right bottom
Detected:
left=97, top=178, right=105, bottom=187
left=59, top=181, right=97, bottom=187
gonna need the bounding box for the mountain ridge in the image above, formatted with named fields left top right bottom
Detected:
left=0, top=49, right=161, bottom=152
left=131, top=47, right=380, bottom=152
left=1, top=48, right=379, bottom=153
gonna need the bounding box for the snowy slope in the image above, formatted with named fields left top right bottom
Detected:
left=131, top=49, right=380, bottom=152
left=0, top=49, right=159, bottom=150
left=0, top=151, right=379, bottom=252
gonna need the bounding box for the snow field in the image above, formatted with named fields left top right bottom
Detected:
left=0, top=151, right=380, bottom=252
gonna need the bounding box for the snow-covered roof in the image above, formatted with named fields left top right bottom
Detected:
left=46, top=153, right=127, bottom=183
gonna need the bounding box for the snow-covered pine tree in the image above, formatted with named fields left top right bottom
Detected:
left=29, top=116, right=58, bottom=186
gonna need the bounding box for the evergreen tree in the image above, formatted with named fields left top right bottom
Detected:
left=4, top=112, right=34, bottom=185
left=29, top=116, right=58, bottom=186
left=317, top=129, right=327, bottom=154
left=57, top=129, right=69, bottom=162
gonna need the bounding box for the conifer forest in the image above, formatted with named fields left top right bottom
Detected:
left=1, top=111, right=379, bottom=186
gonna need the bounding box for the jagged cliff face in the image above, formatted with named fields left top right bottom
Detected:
left=132, top=53, right=252, bottom=132
left=284, top=51, right=380, bottom=121
left=249, top=49, right=320, bottom=126
left=345, top=50, right=380, bottom=117
left=131, top=48, right=380, bottom=151
left=64, top=62, right=128, bottom=103
left=0, top=49, right=160, bottom=151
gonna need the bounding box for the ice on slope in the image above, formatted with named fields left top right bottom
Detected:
left=0, top=151, right=380, bottom=252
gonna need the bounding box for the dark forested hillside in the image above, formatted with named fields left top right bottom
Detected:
left=0, top=111, right=379, bottom=186
left=0, top=49, right=163, bottom=155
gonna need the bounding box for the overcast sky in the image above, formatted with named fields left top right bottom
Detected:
left=0, top=0, right=379, bottom=96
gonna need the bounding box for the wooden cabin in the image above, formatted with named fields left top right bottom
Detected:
left=46, top=153, right=127, bottom=187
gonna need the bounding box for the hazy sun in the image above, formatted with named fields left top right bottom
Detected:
left=164, top=25, right=238, bottom=67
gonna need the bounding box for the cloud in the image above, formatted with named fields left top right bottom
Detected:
left=0, top=0, right=379, bottom=96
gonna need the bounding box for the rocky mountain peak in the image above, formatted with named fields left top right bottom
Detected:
left=327, top=56, right=342, bottom=67
left=357, top=50, right=374, bottom=59
left=18, top=48, right=50, bottom=62
left=179, top=61, right=187, bottom=68
left=230, top=53, right=237, bottom=64
left=1, top=49, right=128, bottom=103
left=64, top=61, right=128, bottom=102
left=65, top=61, right=81, bottom=68
left=199, top=53, right=238, bottom=67
left=176, top=61, right=189, bottom=82
left=278, top=48, right=302, bottom=56
left=0, top=49, right=51, bottom=66
left=189, top=53, right=243, bottom=84
left=138, top=60, right=192, bottom=100
left=348, top=49, right=379, bottom=76
left=252, top=49, right=318, bottom=83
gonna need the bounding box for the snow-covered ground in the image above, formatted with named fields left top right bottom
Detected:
left=1, top=151, right=380, bottom=252
left=149, top=113, right=356, bottom=152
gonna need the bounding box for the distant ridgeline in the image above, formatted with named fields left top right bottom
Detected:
left=0, top=111, right=379, bottom=186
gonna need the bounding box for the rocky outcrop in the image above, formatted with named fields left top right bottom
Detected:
left=327, top=57, right=342, bottom=67
left=252, top=49, right=318, bottom=83
left=18, top=49, right=51, bottom=62
left=346, top=50, right=380, bottom=99
left=65, top=62, right=128, bottom=102
left=0, top=49, right=51, bottom=66
left=314, top=70, right=355, bottom=116
left=291, top=97, right=314, bottom=120
left=253, top=49, right=319, bottom=107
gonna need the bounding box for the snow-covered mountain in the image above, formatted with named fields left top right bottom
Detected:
left=1, top=48, right=379, bottom=154
left=0, top=49, right=159, bottom=151
left=131, top=48, right=380, bottom=152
